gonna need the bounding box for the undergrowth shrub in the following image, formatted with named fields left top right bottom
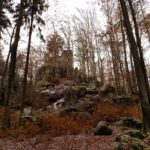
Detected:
left=92, top=101, right=142, bottom=125
left=0, top=100, right=142, bottom=139
left=40, top=114, right=91, bottom=137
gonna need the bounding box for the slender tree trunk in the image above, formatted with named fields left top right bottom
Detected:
left=119, top=0, right=150, bottom=132
left=3, top=0, right=24, bottom=128
left=130, top=54, right=138, bottom=93
left=1, top=26, right=16, bottom=89
left=21, top=11, right=34, bottom=114
left=120, top=15, right=132, bottom=95
left=100, top=58, right=104, bottom=86
left=109, top=33, right=120, bottom=95
left=127, top=0, right=150, bottom=100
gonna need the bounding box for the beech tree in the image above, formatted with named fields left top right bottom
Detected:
left=21, top=0, right=48, bottom=115
left=127, top=0, right=150, bottom=99
left=3, top=0, right=25, bottom=128
left=119, top=0, right=150, bottom=132
left=72, top=6, right=100, bottom=83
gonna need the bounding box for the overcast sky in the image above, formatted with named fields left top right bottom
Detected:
left=48, top=0, right=150, bottom=61
left=3, top=0, right=98, bottom=55
left=2, top=0, right=150, bottom=61
left=61, top=0, right=96, bottom=13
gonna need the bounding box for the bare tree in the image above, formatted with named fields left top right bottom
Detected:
left=119, top=0, right=150, bottom=132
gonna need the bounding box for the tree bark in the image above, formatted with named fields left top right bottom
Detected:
left=127, top=0, right=150, bottom=100
left=1, top=26, right=16, bottom=89
left=119, top=0, right=150, bottom=132
left=120, top=15, right=132, bottom=95
left=20, top=9, right=34, bottom=115
left=3, top=0, right=24, bottom=128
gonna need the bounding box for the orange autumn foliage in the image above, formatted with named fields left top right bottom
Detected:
left=92, top=101, right=142, bottom=124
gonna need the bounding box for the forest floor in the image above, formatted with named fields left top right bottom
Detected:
left=0, top=80, right=147, bottom=150
left=0, top=105, right=143, bottom=149
left=0, top=126, right=121, bottom=150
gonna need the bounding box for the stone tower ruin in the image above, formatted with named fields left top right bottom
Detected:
left=60, top=50, right=73, bottom=78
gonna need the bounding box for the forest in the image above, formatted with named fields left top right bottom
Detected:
left=0, top=0, right=150, bottom=149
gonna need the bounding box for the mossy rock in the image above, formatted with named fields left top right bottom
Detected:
left=100, top=85, right=116, bottom=95
left=122, top=117, right=142, bottom=129
left=64, top=87, right=78, bottom=106
left=94, top=125, right=112, bottom=135
left=116, top=143, right=127, bottom=150
left=116, top=138, right=147, bottom=150
left=94, top=121, right=112, bottom=135
left=76, top=98, right=95, bottom=113
left=116, top=134, right=132, bottom=143
left=131, top=138, right=146, bottom=150
left=116, top=128, right=149, bottom=150
left=123, top=130, right=145, bottom=139
left=77, top=86, right=87, bottom=98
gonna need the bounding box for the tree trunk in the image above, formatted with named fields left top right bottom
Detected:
left=120, top=15, right=132, bottom=95
left=127, top=0, right=150, bottom=100
left=20, top=10, right=34, bottom=114
left=3, top=0, right=24, bottom=128
left=109, top=33, right=120, bottom=95
left=1, top=26, right=16, bottom=89
left=119, top=0, right=150, bottom=132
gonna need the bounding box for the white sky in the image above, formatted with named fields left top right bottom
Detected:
left=62, top=0, right=96, bottom=13
left=2, top=0, right=150, bottom=61
left=3, top=0, right=99, bottom=56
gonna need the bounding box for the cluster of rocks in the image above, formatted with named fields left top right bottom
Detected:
left=115, top=118, right=150, bottom=150
left=41, top=84, right=99, bottom=113
left=22, top=83, right=139, bottom=126
left=92, top=117, right=150, bottom=149
left=32, top=83, right=140, bottom=120
left=116, top=129, right=149, bottom=150
left=12, top=82, right=146, bottom=149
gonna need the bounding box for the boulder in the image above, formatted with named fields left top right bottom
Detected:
left=76, top=98, right=95, bottom=113
left=46, top=105, right=53, bottom=111
left=122, top=130, right=145, bottom=139
left=116, top=134, right=132, bottom=143
left=122, top=117, right=142, bottom=129
left=23, top=104, right=32, bottom=116
left=77, top=86, right=87, bottom=99
left=116, top=138, right=147, bottom=150
left=86, top=88, right=98, bottom=95
left=40, top=89, right=52, bottom=94
left=116, top=127, right=149, bottom=150
left=100, top=85, right=116, bottom=95
left=94, top=121, right=112, bottom=135
left=48, top=92, right=63, bottom=103
left=131, top=138, right=146, bottom=150
left=64, top=87, right=78, bottom=106
left=113, top=96, right=138, bottom=106
left=116, top=143, right=128, bottom=150
left=21, top=105, right=34, bottom=123
left=53, top=98, right=64, bottom=111
left=21, top=115, right=34, bottom=122
left=116, top=134, right=148, bottom=150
